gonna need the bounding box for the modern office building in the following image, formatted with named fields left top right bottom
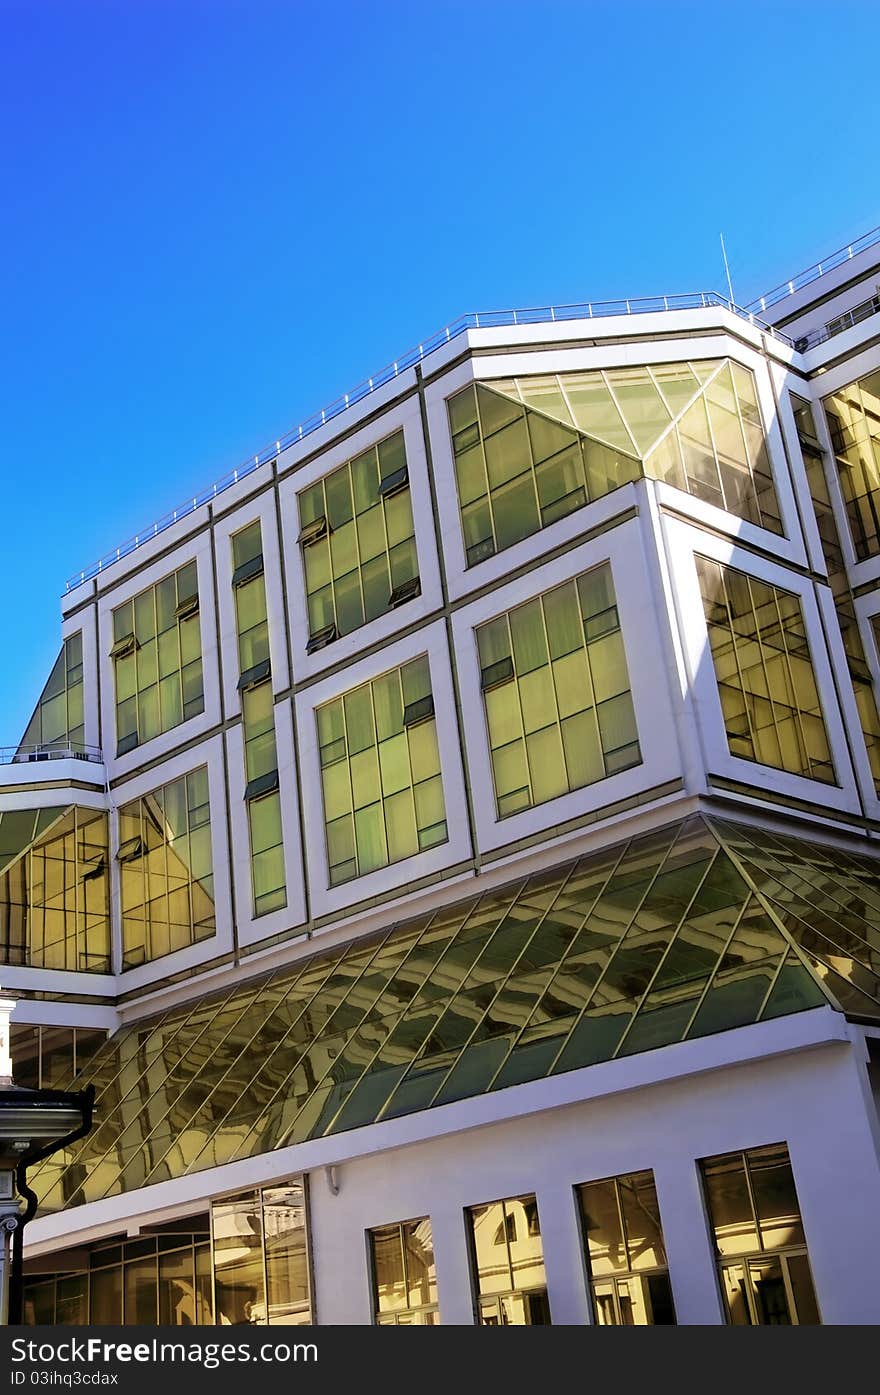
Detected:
left=4, top=228, right=880, bottom=1327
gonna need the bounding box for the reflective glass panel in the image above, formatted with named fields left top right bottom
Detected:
left=112, top=562, right=203, bottom=754
left=0, top=807, right=110, bottom=972
left=476, top=564, right=640, bottom=816
left=696, top=557, right=835, bottom=783
left=118, top=767, right=214, bottom=967
left=701, top=1143, right=819, bottom=1325
left=317, top=657, right=446, bottom=885
left=577, top=1170, right=675, bottom=1325
left=369, top=1217, right=437, bottom=1324
left=299, top=430, right=418, bottom=641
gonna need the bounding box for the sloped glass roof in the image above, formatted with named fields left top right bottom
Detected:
left=30, top=816, right=880, bottom=1213
left=485, top=358, right=783, bottom=534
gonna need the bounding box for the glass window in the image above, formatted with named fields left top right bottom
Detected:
left=233, top=521, right=270, bottom=676
left=792, top=392, right=880, bottom=797
left=19, top=633, right=86, bottom=753
left=369, top=1217, right=438, bottom=1325
left=576, top=1171, right=675, bottom=1324
left=476, top=563, right=640, bottom=816
left=9, top=1024, right=108, bottom=1088
left=696, top=557, right=835, bottom=784
left=231, top=521, right=287, bottom=919
left=701, top=1143, right=820, bottom=1324
left=467, top=1194, right=550, bottom=1324
left=448, top=361, right=781, bottom=567
left=0, top=807, right=110, bottom=973
left=316, top=656, right=447, bottom=885
left=212, top=1180, right=312, bottom=1325
left=298, top=430, right=419, bottom=645
left=23, top=1227, right=213, bottom=1327
left=111, top=562, right=203, bottom=755
left=448, top=382, right=640, bottom=565
left=823, top=370, right=880, bottom=560
left=118, top=767, right=214, bottom=967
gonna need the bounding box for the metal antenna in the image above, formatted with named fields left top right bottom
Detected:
left=720, top=232, right=736, bottom=305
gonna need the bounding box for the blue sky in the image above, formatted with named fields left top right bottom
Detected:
left=2, top=0, right=878, bottom=741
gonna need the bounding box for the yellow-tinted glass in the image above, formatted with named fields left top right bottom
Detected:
left=298, top=430, right=418, bottom=642
left=476, top=563, right=640, bottom=816
left=212, top=1181, right=311, bottom=1325
left=823, top=369, right=880, bottom=559
left=22, top=1227, right=213, bottom=1327
left=696, top=557, right=835, bottom=783
left=370, top=1218, right=437, bottom=1324
left=0, top=807, right=110, bottom=973
left=448, top=382, right=640, bottom=565
left=468, top=1195, right=550, bottom=1324
left=701, top=1144, right=820, bottom=1325
left=231, top=520, right=286, bottom=918
left=317, top=656, right=447, bottom=885
left=793, top=392, right=880, bottom=796
left=112, top=562, right=203, bottom=755
left=118, top=766, right=214, bottom=967
left=577, top=1170, right=675, bottom=1324
left=32, top=814, right=856, bottom=1213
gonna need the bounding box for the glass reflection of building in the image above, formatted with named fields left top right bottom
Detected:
left=577, top=1172, right=675, bottom=1325
left=468, top=1196, right=550, bottom=1325
left=701, top=1145, right=820, bottom=1326
left=9, top=227, right=880, bottom=1327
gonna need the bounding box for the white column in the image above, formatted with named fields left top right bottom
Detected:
left=652, top=1158, right=725, bottom=1325
left=786, top=1048, right=880, bottom=1325
left=536, top=1183, right=590, bottom=1325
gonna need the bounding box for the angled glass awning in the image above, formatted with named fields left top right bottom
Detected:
left=30, top=815, right=880, bottom=1213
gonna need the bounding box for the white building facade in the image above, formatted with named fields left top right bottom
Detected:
left=4, top=230, right=880, bottom=1326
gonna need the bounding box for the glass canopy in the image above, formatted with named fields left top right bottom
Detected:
left=31, top=815, right=880, bottom=1212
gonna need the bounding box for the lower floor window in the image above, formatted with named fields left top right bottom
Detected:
left=700, top=1143, right=820, bottom=1325
left=467, top=1194, right=551, bottom=1325
left=211, top=1180, right=312, bottom=1325
left=23, top=1224, right=213, bottom=1325
left=719, top=1252, right=820, bottom=1326
left=369, top=1218, right=438, bottom=1325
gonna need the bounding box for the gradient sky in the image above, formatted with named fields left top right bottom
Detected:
left=2, top=0, right=879, bottom=742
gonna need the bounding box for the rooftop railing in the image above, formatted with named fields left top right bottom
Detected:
left=63, top=290, right=788, bottom=594
left=0, top=743, right=103, bottom=766
left=793, top=291, right=880, bottom=351
left=747, top=226, right=880, bottom=315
